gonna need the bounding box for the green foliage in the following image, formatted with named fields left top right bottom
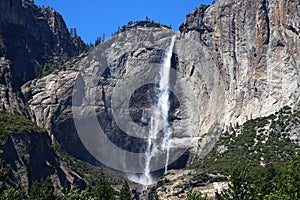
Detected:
left=189, top=105, right=300, bottom=199
left=28, top=181, right=41, bottom=200
left=28, top=175, right=115, bottom=200
left=52, top=144, right=109, bottom=185
left=41, top=59, right=65, bottom=77
left=1, top=173, right=117, bottom=199
left=95, top=37, right=101, bottom=46
left=0, top=188, right=24, bottom=200
left=37, top=55, right=76, bottom=78
left=247, top=165, right=273, bottom=198
left=193, top=105, right=299, bottom=175
left=90, top=170, right=115, bottom=200
left=51, top=146, right=118, bottom=199
left=28, top=177, right=55, bottom=200
left=186, top=187, right=210, bottom=200
left=119, top=181, right=132, bottom=200
left=34, top=63, right=42, bottom=77
left=0, top=121, right=5, bottom=143
left=265, top=150, right=300, bottom=200
left=69, top=28, right=77, bottom=37
left=116, top=20, right=172, bottom=35
left=220, top=166, right=250, bottom=200
left=61, top=185, right=95, bottom=200
left=0, top=160, right=10, bottom=193
left=0, top=112, right=46, bottom=143
left=217, top=151, right=300, bottom=200
left=219, top=165, right=269, bottom=200
left=41, top=177, right=56, bottom=200
left=94, top=33, right=105, bottom=46
left=0, top=112, right=48, bottom=196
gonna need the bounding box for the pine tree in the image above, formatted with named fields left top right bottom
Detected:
left=70, top=28, right=74, bottom=37
left=74, top=28, right=77, bottom=37
left=41, top=176, right=55, bottom=200
left=220, top=165, right=252, bottom=200
left=61, top=185, right=95, bottom=200
left=119, top=181, right=132, bottom=200
left=29, top=180, right=42, bottom=200
left=0, top=188, right=24, bottom=200
left=102, top=33, right=105, bottom=42
left=266, top=150, right=300, bottom=199
left=91, top=170, right=115, bottom=200
left=95, top=37, right=101, bottom=46
left=29, top=177, right=55, bottom=200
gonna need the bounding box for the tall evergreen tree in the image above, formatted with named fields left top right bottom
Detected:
left=41, top=176, right=55, bottom=200
left=29, top=180, right=42, bottom=200
left=220, top=165, right=252, bottom=200
left=95, top=37, right=101, bottom=46
left=61, top=185, right=95, bottom=200
left=119, top=181, right=132, bottom=200
left=29, top=177, right=55, bottom=200
left=90, top=170, right=115, bottom=200
left=265, top=150, right=300, bottom=199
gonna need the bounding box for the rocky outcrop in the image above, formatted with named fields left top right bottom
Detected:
left=40, top=7, right=86, bottom=56
left=176, top=0, right=300, bottom=155
left=21, top=69, right=95, bottom=162
left=0, top=59, right=29, bottom=115
left=0, top=111, right=137, bottom=195
left=1, top=132, right=85, bottom=194
left=0, top=0, right=86, bottom=114
left=117, top=20, right=172, bottom=33
left=141, top=170, right=228, bottom=199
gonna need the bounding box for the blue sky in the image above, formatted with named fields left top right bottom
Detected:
left=35, top=0, right=215, bottom=44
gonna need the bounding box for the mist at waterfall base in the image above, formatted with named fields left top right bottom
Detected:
left=126, top=36, right=176, bottom=187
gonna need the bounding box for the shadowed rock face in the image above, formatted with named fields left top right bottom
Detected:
left=0, top=59, right=29, bottom=115
left=0, top=0, right=85, bottom=91
left=21, top=0, right=300, bottom=171
left=0, top=0, right=86, bottom=117
left=2, top=132, right=86, bottom=194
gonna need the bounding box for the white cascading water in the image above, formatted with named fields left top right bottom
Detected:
left=143, top=35, right=176, bottom=186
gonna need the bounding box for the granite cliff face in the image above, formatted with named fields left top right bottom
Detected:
left=0, top=59, right=28, bottom=115
left=22, top=0, right=300, bottom=165
left=22, top=27, right=178, bottom=166
left=176, top=0, right=300, bottom=155
left=2, top=132, right=86, bottom=194
left=0, top=111, right=88, bottom=194
left=0, top=0, right=115, bottom=194
left=0, top=0, right=85, bottom=114
left=0, top=0, right=299, bottom=195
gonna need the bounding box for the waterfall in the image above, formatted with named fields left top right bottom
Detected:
left=142, top=35, right=176, bottom=186
left=160, top=35, right=175, bottom=173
